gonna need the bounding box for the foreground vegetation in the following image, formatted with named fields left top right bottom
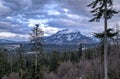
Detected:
left=0, top=44, right=120, bottom=79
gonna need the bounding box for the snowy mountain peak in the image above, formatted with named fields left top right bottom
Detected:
left=44, top=29, right=96, bottom=45
left=56, top=29, right=80, bottom=35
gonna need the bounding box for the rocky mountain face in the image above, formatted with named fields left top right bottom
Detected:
left=44, top=29, right=96, bottom=45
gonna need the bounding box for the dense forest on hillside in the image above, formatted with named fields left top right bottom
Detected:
left=0, top=44, right=120, bottom=79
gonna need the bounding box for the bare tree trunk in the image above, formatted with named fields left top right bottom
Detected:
left=20, top=69, right=23, bottom=79
left=116, top=24, right=119, bottom=45
left=104, top=37, right=108, bottom=79
left=35, top=27, right=38, bottom=78
left=35, top=52, right=38, bottom=74
left=104, top=0, right=108, bottom=79
left=116, top=24, right=119, bottom=79
left=10, top=55, right=13, bottom=72
left=99, top=52, right=102, bottom=79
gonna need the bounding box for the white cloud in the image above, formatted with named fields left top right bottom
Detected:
left=40, top=26, right=62, bottom=36
left=66, top=13, right=89, bottom=21
left=28, top=19, right=48, bottom=27
left=28, top=19, right=62, bottom=36
left=0, top=32, right=29, bottom=41
left=48, top=10, right=60, bottom=15
left=0, top=32, right=16, bottom=38
left=45, top=3, right=58, bottom=10
left=63, top=8, right=69, bottom=13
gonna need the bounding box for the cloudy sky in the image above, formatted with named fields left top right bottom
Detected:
left=0, top=0, right=120, bottom=41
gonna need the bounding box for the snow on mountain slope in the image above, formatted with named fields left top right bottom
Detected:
left=44, top=29, right=97, bottom=45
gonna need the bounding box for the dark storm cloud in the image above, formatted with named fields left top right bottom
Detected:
left=0, top=21, right=30, bottom=34
left=2, top=0, right=54, bottom=16
left=1, top=0, right=91, bottom=18
left=55, top=0, right=91, bottom=16
left=1, top=0, right=119, bottom=19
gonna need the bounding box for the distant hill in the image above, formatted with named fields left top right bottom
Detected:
left=0, top=39, right=16, bottom=44
left=0, top=39, right=28, bottom=44
left=44, top=29, right=97, bottom=45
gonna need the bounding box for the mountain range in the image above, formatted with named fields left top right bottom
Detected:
left=43, top=29, right=97, bottom=45
left=0, top=29, right=97, bottom=45
left=0, top=39, right=16, bottom=44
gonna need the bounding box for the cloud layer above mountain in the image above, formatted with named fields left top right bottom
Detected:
left=0, top=0, right=120, bottom=41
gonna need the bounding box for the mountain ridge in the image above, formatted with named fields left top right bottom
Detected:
left=44, top=29, right=97, bottom=45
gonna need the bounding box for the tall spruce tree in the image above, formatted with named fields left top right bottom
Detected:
left=29, top=24, right=44, bottom=79
left=88, top=0, right=118, bottom=79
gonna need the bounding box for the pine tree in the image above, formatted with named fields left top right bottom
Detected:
left=78, top=43, right=82, bottom=59
left=29, top=24, right=44, bottom=79
left=88, top=0, right=118, bottom=79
